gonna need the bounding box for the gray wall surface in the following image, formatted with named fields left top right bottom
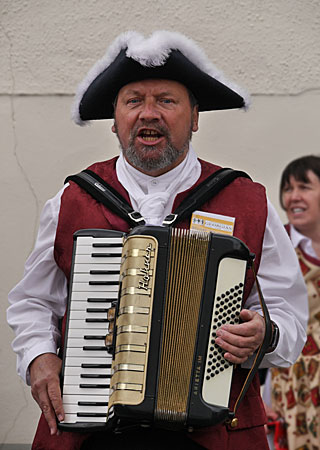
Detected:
left=1, top=0, right=320, bottom=445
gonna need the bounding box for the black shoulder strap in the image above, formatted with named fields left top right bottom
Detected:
left=65, top=169, right=146, bottom=228
left=65, top=167, right=251, bottom=228
left=230, top=262, right=272, bottom=423
left=163, top=168, right=251, bottom=226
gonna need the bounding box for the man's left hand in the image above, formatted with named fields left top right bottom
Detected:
left=215, top=309, right=265, bottom=364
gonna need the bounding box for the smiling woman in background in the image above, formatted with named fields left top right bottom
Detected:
left=271, top=155, right=320, bottom=449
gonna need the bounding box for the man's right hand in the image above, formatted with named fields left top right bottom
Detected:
left=29, top=353, right=64, bottom=436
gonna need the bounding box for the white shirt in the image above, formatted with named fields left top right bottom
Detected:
left=289, top=223, right=318, bottom=258
left=7, top=147, right=308, bottom=384
left=116, top=146, right=201, bottom=224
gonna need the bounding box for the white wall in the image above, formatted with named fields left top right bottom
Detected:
left=1, top=0, right=320, bottom=445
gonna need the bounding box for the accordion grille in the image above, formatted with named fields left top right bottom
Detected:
left=155, top=229, right=209, bottom=427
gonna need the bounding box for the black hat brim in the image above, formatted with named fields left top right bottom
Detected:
left=79, top=49, right=245, bottom=121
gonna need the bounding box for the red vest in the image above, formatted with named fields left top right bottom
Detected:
left=32, top=157, right=268, bottom=450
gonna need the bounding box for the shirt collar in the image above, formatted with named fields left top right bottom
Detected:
left=289, top=223, right=318, bottom=258
left=290, top=224, right=309, bottom=248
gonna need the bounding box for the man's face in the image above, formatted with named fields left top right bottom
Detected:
left=282, top=170, right=320, bottom=235
left=112, top=79, right=199, bottom=176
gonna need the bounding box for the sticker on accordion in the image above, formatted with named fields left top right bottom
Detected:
left=190, top=210, right=235, bottom=235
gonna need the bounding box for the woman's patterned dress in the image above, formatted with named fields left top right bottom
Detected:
left=272, top=248, right=320, bottom=450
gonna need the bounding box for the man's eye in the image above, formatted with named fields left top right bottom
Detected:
left=161, top=98, right=173, bottom=104
left=127, top=99, right=140, bottom=105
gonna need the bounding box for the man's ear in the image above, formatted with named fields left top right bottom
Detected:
left=192, top=106, right=199, bottom=132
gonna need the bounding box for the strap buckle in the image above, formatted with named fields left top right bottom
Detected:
left=162, top=213, right=178, bottom=226
left=128, top=211, right=146, bottom=224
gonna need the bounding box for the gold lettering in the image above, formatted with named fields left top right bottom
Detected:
left=138, top=243, right=153, bottom=290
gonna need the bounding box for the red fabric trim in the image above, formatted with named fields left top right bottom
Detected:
left=298, top=245, right=320, bottom=267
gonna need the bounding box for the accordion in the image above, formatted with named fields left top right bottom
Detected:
left=59, top=226, right=254, bottom=432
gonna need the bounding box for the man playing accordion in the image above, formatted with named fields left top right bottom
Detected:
left=8, top=31, right=307, bottom=450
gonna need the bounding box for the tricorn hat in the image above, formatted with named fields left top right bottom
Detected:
left=72, top=31, right=250, bottom=125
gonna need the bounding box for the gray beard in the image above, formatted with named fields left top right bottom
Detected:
left=115, top=123, right=192, bottom=173
left=124, top=141, right=188, bottom=172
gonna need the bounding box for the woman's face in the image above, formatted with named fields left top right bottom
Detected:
left=282, top=170, right=320, bottom=235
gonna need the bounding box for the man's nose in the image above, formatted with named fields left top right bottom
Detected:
left=138, top=101, right=161, bottom=121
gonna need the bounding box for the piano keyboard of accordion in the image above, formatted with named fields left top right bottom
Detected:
left=59, top=226, right=253, bottom=432
left=59, top=229, right=125, bottom=430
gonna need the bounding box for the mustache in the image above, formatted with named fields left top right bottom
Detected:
left=130, top=122, right=170, bottom=141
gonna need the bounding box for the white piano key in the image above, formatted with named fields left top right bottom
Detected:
left=76, top=245, right=122, bottom=255
left=69, top=310, right=108, bottom=320
left=62, top=414, right=107, bottom=424
left=74, top=263, right=121, bottom=273
left=66, top=338, right=106, bottom=348
left=71, top=282, right=119, bottom=292
left=63, top=375, right=110, bottom=386
left=71, top=291, right=118, bottom=301
left=64, top=366, right=112, bottom=376
left=66, top=328, right=109, bottom=338
left=65, top=356, right=112, bottom=367
left=62, top=394, right=110, bottom=404
left=70, top=301, right=112, bottom=311
left=66, top=348, right=111, bottom=358
left=76, top=236, right=123, bottom=246
left=63, top=384, right=112, bottom=396
left=69, top=301, right=87, bottom=311
left=63, top=404, right=108, bottom=414
left=68, top=319, right=109, bottom=330
left=73, top=273, right=120, bottom=283
left=75, top=254, right=121, bottom=264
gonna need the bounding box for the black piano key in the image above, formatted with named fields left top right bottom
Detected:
left=89, top=281, right=119, bottom=285
left=81, top=363, right=111, bottom=369
left=87, top=298, right=113, bottom=303
left=91, top=253, right=122, bottom=258
left=86, top=308, right=109, bottom=313
left=82, top=346, right=109, bottom=351
left=77, top=412, right=108, bottom=417
left=79, top=384, right=109, bottom=389
left=90, top=270, right=120, bottom=275
left=86, top=318, right=108, bottom=323
left=84, top=335, right=106, bottom=340
left=92, top=243, right=122, bottom=248
left=78, top=401, right=109, bottom=406
left=80, top=374, right=111, bottom=379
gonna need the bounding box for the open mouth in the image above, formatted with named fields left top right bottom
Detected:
left=292, top=208, right=305, bottom=213
left=137, top=128, right=164, bottom=143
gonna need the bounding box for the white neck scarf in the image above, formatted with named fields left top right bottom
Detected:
left=116, top=144, right=201, bottom=225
